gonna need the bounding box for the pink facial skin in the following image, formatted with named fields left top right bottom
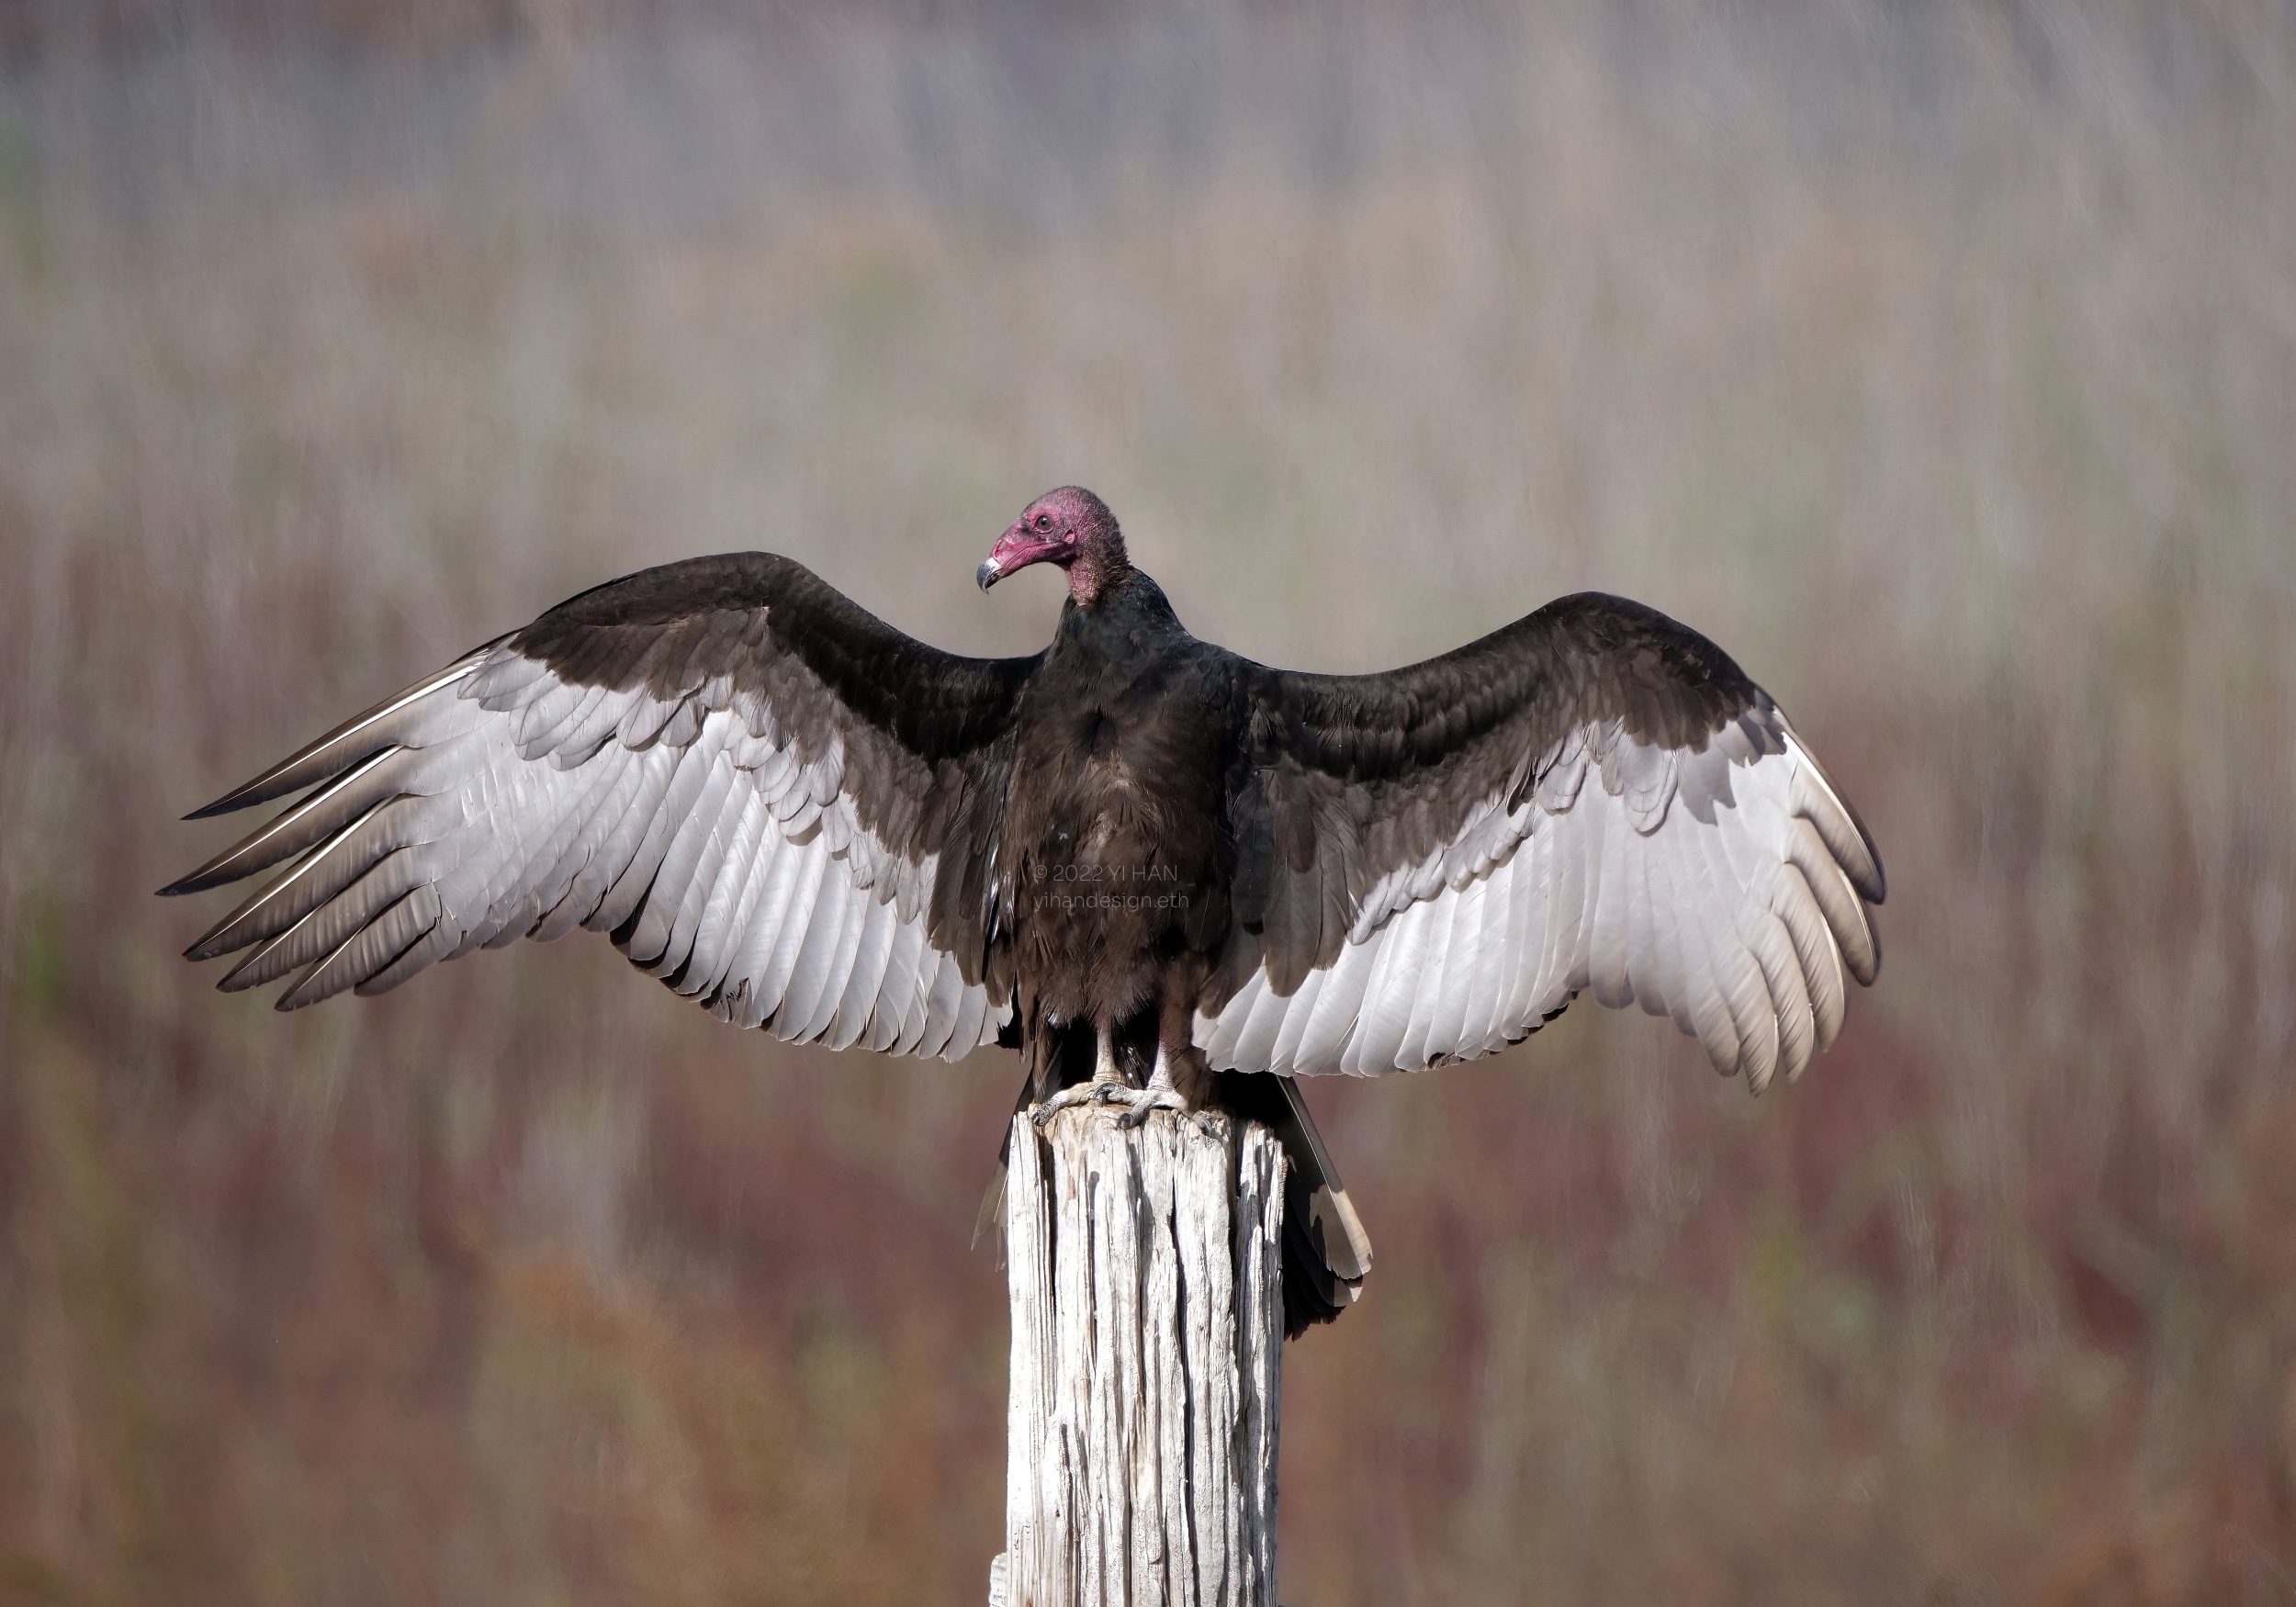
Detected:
left=977, top=487, right=1129, bottom=606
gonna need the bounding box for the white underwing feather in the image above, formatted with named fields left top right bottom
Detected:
left=1197, top=714, right=1880, bottom=1089
left=186, top=646, right=1007, bottom=1062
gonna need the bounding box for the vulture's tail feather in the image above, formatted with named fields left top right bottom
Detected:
left=1221, top=1070, right=1371, bottom=1336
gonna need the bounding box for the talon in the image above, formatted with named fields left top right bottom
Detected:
left=1114, top=1088, right=1189, bottom=1129
left=1031, top=1077, right=1123, bottom=1127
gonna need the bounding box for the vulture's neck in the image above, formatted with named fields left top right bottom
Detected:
left=1058, top=567, right=1185, bottom=652
left=1064, top=545, right=1132, bottom=609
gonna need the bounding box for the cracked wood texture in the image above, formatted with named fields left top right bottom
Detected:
left=995, top=1107, right=1285, bottom=1607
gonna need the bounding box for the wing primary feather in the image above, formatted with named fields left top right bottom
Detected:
left=1773, top=860, right=1848, bottom=1051
left=1697, top=815, right=1804, bottom=1088
left=1784, top=817, right=1879, bottom=986
left=183, top=792, right=411, bottom=961
left=653, top=752, right=756, bottom=979
left=355, top=914, right=464, bottom=997
left=183, top=644, right=500, bottom=819
left=1784, top=732, right=1886, bottom=904
left=160, top=746, right=407, bottom=896
left=276, top=884, right=445, bottom=1010
left=230, top=838, right=453, bottom=988
left=1710, top=884, right=1778, bottom=1093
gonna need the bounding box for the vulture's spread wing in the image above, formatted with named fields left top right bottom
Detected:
left=164, top=555, right=1036, bottom=1059
left=1202, top=593, right=1884, bottom=1089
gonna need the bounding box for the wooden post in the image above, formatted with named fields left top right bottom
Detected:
left=992, top=1105, right=1286, bottom=1607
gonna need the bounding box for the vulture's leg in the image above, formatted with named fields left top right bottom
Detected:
left=1108, top=1041, right=1198, bottom=1129
left=1114, top=1002, right=1217, bottom=1131
left=1030, top=1017, right=1137, bottom=1125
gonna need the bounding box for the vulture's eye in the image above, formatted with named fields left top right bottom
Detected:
left=1034, top=513, right=1053, bottom=532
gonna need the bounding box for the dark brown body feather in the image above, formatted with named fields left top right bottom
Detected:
left=1000, top=574, right=1237, bottom=1035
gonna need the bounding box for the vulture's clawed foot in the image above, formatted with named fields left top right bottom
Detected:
left=1029, top=1080, right=1213, bottom=1133
left=1112, top=1085, right=1193, bottom=1129
left=1030, top=1078, right=1132, bottom=1128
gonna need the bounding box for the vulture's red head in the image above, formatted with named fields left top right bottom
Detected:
left=978, top=487, right=1129, bottom=605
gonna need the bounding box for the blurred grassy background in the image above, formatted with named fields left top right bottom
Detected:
left=3, top=1, right=2294, bottom=1601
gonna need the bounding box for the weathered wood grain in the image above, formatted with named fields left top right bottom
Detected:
left=994, top=1105, right=1285, bottom=1607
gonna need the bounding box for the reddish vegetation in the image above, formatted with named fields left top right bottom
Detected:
left=4, top=6, right=2295, bottom=1603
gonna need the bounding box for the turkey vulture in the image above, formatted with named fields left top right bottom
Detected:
left=163, top=487, right=1885, bottom=1336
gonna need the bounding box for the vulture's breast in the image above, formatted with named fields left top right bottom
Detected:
left=1006, top=622, right=1237, bottom=1018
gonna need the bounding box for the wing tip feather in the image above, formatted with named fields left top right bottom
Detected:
left=1854, top=912, right=1883, bottom=986
left=159, top=856, right=246, bottom=900
left=183, top=784, right=269, bottom=823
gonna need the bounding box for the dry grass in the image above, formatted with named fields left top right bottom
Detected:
left=3, top=4, right=2295, bottom=1602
